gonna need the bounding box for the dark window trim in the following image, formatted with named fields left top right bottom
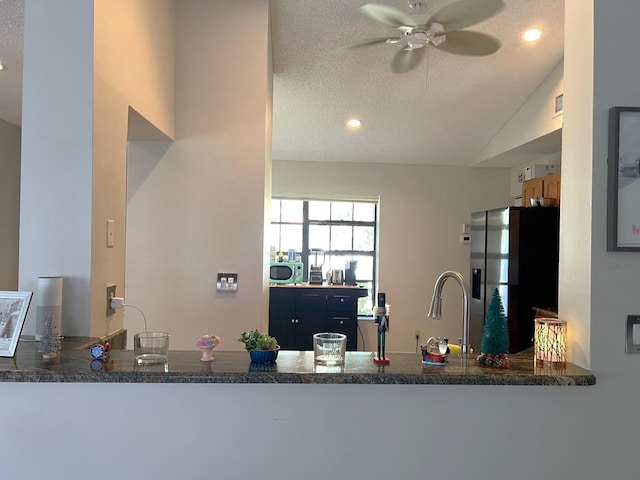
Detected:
left=271, top=198, right=378, bottom=315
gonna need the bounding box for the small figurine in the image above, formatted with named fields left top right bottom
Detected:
left=195, top=334, right=221, bottom=362
left=421, top=337, right=448, bottom=365
left=373, top=292, right=390, bottom=365
left=89, top=342, right=111, bottom=372
left=89, top=341, right=110, bottom=361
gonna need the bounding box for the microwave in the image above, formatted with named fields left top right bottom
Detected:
left=270, top=261, right=304, bottom=284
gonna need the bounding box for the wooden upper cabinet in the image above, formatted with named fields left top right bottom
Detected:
left=522, top=173, right=561, bottom=207
left=522, top=178, right=544, bottom=207
left=543, top=173, right=561, bottom=203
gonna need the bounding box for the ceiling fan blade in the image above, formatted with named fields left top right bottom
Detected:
left=360, top=3, right=417, bottom=28
left=334, top=37, right=402, bottom=52
left=390, top=47, right=426, bottom=74
left=434, top=31, right=500, bottom=56
left=428, top=0, right=504, bottom=32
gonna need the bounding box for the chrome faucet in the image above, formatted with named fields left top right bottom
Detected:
left=427, top=270, right=471, bottom=355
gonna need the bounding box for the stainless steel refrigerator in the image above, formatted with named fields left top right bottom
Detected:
left=470, top=206, right=560, bottom=353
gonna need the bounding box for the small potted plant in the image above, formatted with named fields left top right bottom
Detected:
left=238, top=329, right=279, bottom=363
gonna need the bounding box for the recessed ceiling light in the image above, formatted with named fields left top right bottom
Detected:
left=523, top=28, right=542, bottom=42
left=346, top=118, right=362, bottom=129
left=0, top=63, right=4, bottom=71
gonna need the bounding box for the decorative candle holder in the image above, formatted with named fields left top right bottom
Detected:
left=534, top=318, right=567, bottom=365
left=195, top=334, right=221, bottom=362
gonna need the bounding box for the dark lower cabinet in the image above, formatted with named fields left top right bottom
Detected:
left=269, top=286, right=367, bottom=351
left=326, top=291, right=359, bottom=351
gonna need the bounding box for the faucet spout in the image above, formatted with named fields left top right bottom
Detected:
left=427, top=270, right=471, bottom=355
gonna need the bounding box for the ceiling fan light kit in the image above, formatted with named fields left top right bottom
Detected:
left=339, top=0, right=505, bottom=74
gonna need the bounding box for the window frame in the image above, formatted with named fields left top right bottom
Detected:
left=270, top=198, right=378, bottom=317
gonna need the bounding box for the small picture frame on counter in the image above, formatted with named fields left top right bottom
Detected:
left=0, top=291, right=33, bottom=357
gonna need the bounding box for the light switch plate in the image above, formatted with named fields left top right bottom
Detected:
left=216, top=273, right=238, bottom=292
left=625, top=315, right=640, bottom=353
left=106, top=219, right=115, bottom=247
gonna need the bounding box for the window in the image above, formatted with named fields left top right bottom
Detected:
left=269, top=198, right=378, bottom=316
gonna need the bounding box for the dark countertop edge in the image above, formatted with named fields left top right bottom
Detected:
left=0, top=371, right=596, bottom=386
left=269, top=284, right=366, bottom=289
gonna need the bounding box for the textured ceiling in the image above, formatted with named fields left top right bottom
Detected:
left=270, top=0, right=564, bottom=166
left=0, top=0, right=564, bottom=167
left=0, top=0, right=23, bottom=127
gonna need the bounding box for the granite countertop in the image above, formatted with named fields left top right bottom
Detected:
left=0, top=337, right=595, bottom=385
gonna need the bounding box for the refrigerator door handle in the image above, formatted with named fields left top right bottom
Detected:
left=472, top=268, right=481, bottom=300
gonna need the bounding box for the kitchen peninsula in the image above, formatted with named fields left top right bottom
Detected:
left=0, top=338, right=595, bottom=386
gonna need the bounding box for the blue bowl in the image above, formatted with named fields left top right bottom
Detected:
left=249, top=348, right=279, bottom=364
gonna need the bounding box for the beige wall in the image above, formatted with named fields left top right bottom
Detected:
left=91, top=0, right=175, bottom=337
left=0, top=119, right=20, bottom=290
left=125, top=0, right=272, bottom=350
left=19, top=0, right=175, bottom=337
left=560, top=0, right=593, bottom=367
left=273, top=160, right=511, bottom=352
left=94, top=0, right=175, bottom=140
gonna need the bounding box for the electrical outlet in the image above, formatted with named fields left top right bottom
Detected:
left=106, top=285, right=116, bottom=315
left=415, top=329, right=420, bottom=338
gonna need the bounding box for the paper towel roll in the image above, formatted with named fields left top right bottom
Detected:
left=36, top=277, right=63, bottom=339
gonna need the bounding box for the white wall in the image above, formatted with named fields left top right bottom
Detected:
left=19, top=0, right=95, bottom=336
left=480, top=61, right=564, bottom=163
left=125, top=0, right=272, bottom=350
left=18, top=0, right=175, bottom=337
left=0, top=382, right=615, bottom=480
left=0, top=119, right=20, bottom=290
left=273, top=160, right=511, bottom=352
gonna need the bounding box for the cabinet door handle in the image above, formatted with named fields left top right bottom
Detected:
left=339, top=320, right=344, bottom=325
left=291, top=318, right=296, bottom=324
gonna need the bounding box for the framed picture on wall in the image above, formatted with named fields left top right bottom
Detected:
left=0, top=291, right=33, bottom=357
left=607, top=106, right=640, bottom=251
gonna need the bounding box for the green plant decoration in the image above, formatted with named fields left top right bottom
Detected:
left=238, top=329, right=278, bottom=351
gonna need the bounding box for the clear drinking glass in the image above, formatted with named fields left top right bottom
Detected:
left=313, top=332, right=347, bottom=366
left=134, top=331, right=170, bottom=365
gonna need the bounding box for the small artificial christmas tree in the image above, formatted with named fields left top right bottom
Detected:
left=38, top=310, right=61, bottom=359
left=476, top=288, right=510, bottom=368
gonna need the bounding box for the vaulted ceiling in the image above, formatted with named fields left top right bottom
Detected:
left=0, top=0, right=564, bottom=167
left=270, top=0, right=564, bottom=166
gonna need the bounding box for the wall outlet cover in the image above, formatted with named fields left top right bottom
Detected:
left=216, top=273, right=238, bottom=292
left=625, top=315, right=640, bottom=354
left=106, top=285, right=116, bottom=315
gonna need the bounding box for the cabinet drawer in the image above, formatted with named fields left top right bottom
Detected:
left=326, top=314, right=357, bottom=351
left=327, top=293, right=357, bottom=312
left=326, top=314, right=355, bottom=327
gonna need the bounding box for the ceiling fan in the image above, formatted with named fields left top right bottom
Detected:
left=339, top=0, right=504, bottom=74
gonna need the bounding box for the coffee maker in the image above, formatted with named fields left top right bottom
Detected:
left=345, top=260, right=357, bottom=285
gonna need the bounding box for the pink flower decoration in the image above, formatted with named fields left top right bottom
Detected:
left=195, top=334, right=221, bottom=349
